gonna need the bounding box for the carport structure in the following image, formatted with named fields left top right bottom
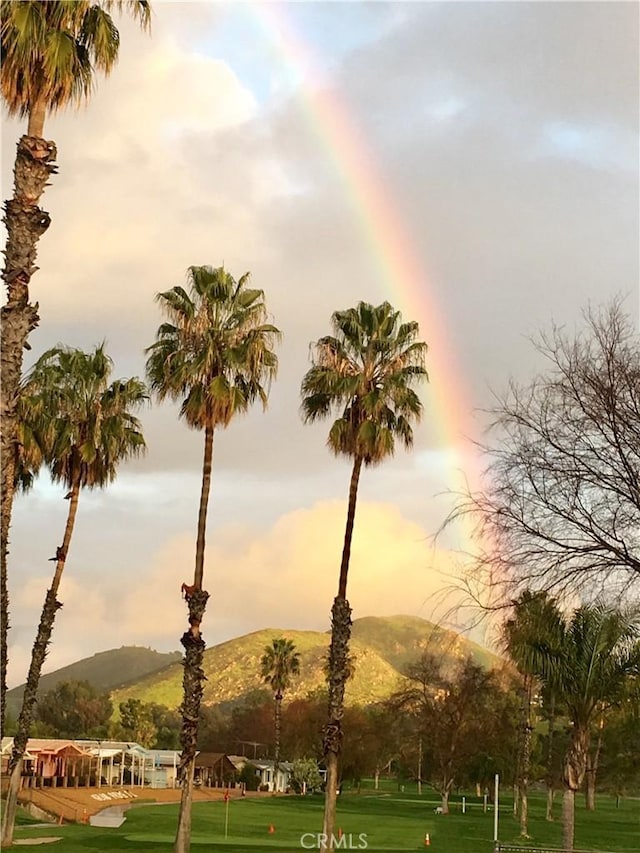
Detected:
left=1, top=738, right=92, bottom=787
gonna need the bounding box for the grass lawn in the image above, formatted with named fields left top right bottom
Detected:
left=10, top=790, right=639, bottom=852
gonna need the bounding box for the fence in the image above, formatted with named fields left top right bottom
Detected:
left=494, top=845, right=615, bottom=853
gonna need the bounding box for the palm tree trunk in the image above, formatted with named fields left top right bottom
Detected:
left=512, top=712, right=522, bottom=816
left=274, top=692, right=282, bottom=779
left=27, top=101, right=47, bottom=139
left=321, top=454, right=362, bottom=852
left=337, top=456, right=362, bottom=599
left=546, top=694, right=556, bottom=821
left=519, top=675, right=533, bottom=837
left=562, top=788, right=575, bottom=853
left=321, top=596, right=352, bottom=851
left=561, top=726, right=589, bottom=852
left=193, top=424, right=213, bottom=591
left=1, top=483, right=79, bottom=848
left=1, top=131, right=57, bottom=732
left=174, top=425, right=213, bottom=853
left=585, top=714, right=604, bottom=811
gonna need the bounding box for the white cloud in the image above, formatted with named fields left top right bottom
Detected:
left=7, top=501, right=466, bottom=687
left=3, top=2, right=637, bottom=688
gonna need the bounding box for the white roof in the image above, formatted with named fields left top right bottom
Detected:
left=87, top=748, right=123, bottom=759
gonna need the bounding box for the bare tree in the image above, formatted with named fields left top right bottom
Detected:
left=451, top=299, right=640, bottom=604
left=389, top=653, right=515, bottom=814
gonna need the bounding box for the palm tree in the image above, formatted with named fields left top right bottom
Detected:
left=261, top=638, right=301, bottom=782
left=1, top=344, right=147, bottom=847
left=501, top=590, right=563, bottom=837
left=300, top=300, right=427, bottom=849
left=0, top=0, right=151, bottom=737
left=145, top=265, right=280, bottom=853
left=531, top=603, right=640, bottom=851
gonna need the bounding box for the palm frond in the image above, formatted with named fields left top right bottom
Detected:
left=1, top=0, right=149, bottom=119
left=301, top=300, right=428, bottom=464
left=18, top=343, right=147, bottom=491
left=147, top=265, right=280, bottom=433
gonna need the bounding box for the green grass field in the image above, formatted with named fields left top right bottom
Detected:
left=12, top=789, right=640, bottom=852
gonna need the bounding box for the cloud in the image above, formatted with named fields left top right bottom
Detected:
left=3, top=2, right=637, bottom=688
left=7, top=501, right=464, bottom=687
left=1, top=16, right=275, bottom=334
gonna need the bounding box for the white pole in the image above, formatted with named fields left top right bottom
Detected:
left=462, top=796, right=466, bottom=814
left=493, top=773, right=499, bottom=843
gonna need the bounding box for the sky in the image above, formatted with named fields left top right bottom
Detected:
left=2, top=1, right=638, bottom=688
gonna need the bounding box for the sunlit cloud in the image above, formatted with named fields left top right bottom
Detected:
left=7, top=501, right=467, bottom=687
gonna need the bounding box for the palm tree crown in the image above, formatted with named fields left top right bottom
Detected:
left=301, top=300, right=428, bottom=466
left=261, top=638, right=301, bottom=700
left=20, top=343, right=148, bottom=489
left=537, top=603, right=640, bottom=725
left=523, top=600, right=640, bottom=851
left=1, top=343, right=147, bottom=849
left=145, top=265, right=280, bottom=432
left=502, top=591, right=564, bottom=678
left=1, top=0, right=151, bottom=128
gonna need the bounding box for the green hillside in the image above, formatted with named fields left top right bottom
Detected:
left=111, top=628, right=405, bottom=710
left=351, top=614, right=497, bottom=673
left=6, top=646, right=182, bottom=718
left=111, top=615, right=501, bottom=711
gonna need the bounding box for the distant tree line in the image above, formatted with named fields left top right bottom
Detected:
left=7, top=639, right=636, bottom=810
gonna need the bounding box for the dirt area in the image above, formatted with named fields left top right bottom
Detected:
left=12, top=839, right=62, bottom=846
left=18, top=785, right=257, bottom=823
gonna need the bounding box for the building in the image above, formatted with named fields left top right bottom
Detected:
left=193, top=753, right=237, bottom=788
left=1, top=738, right=93, bottom=787
left=252, top=759, right=293, bottom=793
left=2, top=737, right=184, bottom=790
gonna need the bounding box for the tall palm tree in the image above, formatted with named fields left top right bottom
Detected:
left=146, top=265, right=280, bottom=853
left=300, top=300, right=427, bottom=850
left=0, top=0, right=151, bottom=737
left=531, top=603, right=640, bottom=851
left=501, top=590, right=563, bottom=837
left=261, top=637, right=301, bottom=781
left=1, top=344, right=147, bottom=847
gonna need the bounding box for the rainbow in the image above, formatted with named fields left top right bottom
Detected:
left=247, top=4, right=485, bottom=514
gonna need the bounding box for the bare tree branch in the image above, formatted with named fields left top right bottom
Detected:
left=448, top=299, right=640, bottom=606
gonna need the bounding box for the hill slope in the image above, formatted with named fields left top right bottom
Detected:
left=351, top=614, right=497, bottom=673
left=111, top=615, right=500, bottom=710
left=112, top=628, right=406, bottom=710
left=6, top=646, right=182, bottom=718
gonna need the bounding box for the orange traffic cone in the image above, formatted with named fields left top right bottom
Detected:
left=425, top=832, right=431, bottom=846
left=268, top=824, right=275, bottom=834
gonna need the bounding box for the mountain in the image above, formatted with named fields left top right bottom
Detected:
left=110, top=615, right=501, bottom=710
left=5, top=646, right=182, bottom=719
left=6, top=617, right=501, bottom=719
left=351, top=614, right=497, bottom=672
